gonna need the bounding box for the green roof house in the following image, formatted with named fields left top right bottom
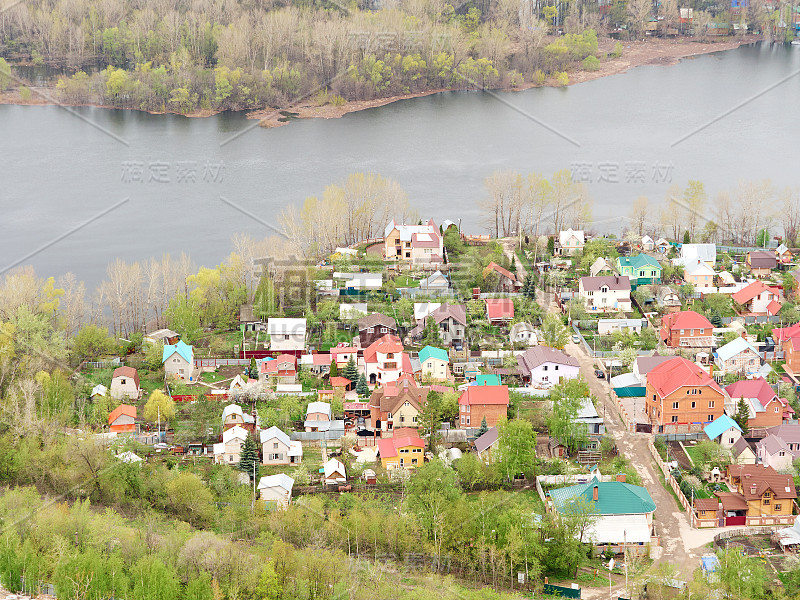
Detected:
left=615, top=254, right=662, bottom=289
left=418, top=346, right=450, bottom=381
left=548, top=476, right=656, bottom=553
left=475, top=373, right=501, bottom=386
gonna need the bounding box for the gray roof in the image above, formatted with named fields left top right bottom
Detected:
left=260, top=426, right=291, bottom=447
left=519, top=346, right=579, bottom=373
left=473, top=426, right=499, bottom=453
left=258, top=474, right=294, bottom=493
left=766, top=424, right=800, bottom=445
left=580, top=275, right=631, bottom=292
left=756, top=434, right=796, bottom=457
left=634, top=354, right=674, bottom=375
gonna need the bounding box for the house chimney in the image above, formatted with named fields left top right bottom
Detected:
left=592, top=485, right=599, bottom=501
left=616, top=473, right=626, bottom=483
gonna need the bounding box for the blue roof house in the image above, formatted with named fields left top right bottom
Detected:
left=703, top=414, right=743, bottom=449
left=163, top=340, right=194, bottom=380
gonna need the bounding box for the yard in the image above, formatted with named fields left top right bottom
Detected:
left=393, top=275, right=420, bottom=288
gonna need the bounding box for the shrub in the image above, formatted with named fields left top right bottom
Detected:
left=556, top=72, right=569, bottom=87
left=582, top=55, right=600, bottom=71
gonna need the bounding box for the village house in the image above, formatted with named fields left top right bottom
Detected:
left=409, top=303, right=467, bottom=348
left=714, top=337, right=762, bottom=375
left=143, top=328, right=180, bottom=346
left=260, top=354, right=298, bottom=386
left=358, top=313, right=398, bottom=347
left=213, top=425, right=249, bottom=465
left=222, top=403, right=256, bottom=433
left=656, top=286, right=682, bottom=310
left=473, top=426, right=500, bottom=463
left=725, top=464, right=797, bottom=525
left=557, top=229, right=585, bottom=255
left=258, top=474, right=294, bottom=510
left=383, top=219, right=443, bottom=265
left=659, top=310, right=713, bottom=348
left=655, top=238, right=670, bottom=254
left=108, top=404, right=137, bottom=433
left=300, top=353, right=332, bottom=376
left=776, top=244, right=793, bottom=264
left=482, top=262, right=520, bottom=292
left=304, top=401, right=332, bottom=432
left=336, top=272, right=383, bottom=291
left=645, top=357, right=726, bottom=431
left=330, top=345, right=358, bottom=367
left=485, top=298, right=515, bottom=325
left=731, top=437, right=757, bottom=465
left=260, top=426, right=303, bottom=466
left=703, top=414, right=742, bottom=449
left=726, top=378, right=793, bottom=429
left=517, top=346, right=580, bottom=386
left=674, top=243, right=716, bottom=268
left=377, top=434, right=425, bottom=470
left=589, top=257, right=616, bottom=277
left=578, top=275, right=632, bottom=312
left=362, top=334, right=409, bottom=385
left=457, top=385, right=509, bottom=429
left=162, top=340, right=194, bottom=380
left=509, top=322, right=537, bottom=346
left=414, top=270, right=450, bottom=296
left=732, top=280, right=782, bottom=315
left=323, top=458, right=347, bottom=485
left=772, top=322, right=800, bottom=374
left=684, top=259, right=716, bottom=289
left=418, top=346, right=450, bottom=381
left=597, top=318, right=646, bottom=336
left=369, top=375, right=428, bottom=431
left=267, top=318, right=306, bottom=353
left=615, top=254, right=662, bottom=288
left=110, top=366, right=140, bottom=401
left=746, top=250, right=777, bottom=278
left=547, top=477, right=656, bottom=556
left=756, top=435, right=797, bottom=471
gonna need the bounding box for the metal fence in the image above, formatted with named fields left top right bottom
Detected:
left=83, top=359, right=121, bottom=369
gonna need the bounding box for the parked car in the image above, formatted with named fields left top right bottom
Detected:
left=594, top=369, right=605, bottom=379
left=571, top=334, right=581, bottom=344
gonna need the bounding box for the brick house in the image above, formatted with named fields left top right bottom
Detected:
left=383, top=219, right=443, bottom=265
left=725, top=378, right=793, bottom=429
left=770, top=322, right=800, bottom=374
left=645, top=357, right=726, bottom=431
left=485, top=298, right=515, bottom=325
left=659, top=310, right=713, bottom=348
left=457, top=385, right=509, bottom=429
left=259, top=354, right=298, bottom=386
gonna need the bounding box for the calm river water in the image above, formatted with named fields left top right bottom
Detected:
left=2, top=42, right=800, bottom=284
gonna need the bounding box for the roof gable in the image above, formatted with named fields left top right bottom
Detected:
left=647, top=357, right=724, bottom=398
left=163, top=340, right=193, bottom=364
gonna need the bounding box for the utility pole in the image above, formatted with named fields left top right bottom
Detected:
left=157, top=405, right=161, bottom=443
left=252, top=460, right=257, bottom=512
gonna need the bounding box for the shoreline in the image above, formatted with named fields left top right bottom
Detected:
left=0, top=35, right=762, bottom=124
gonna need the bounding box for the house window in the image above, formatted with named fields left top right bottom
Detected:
left=775, top=503, right=782, bottom=511
left=400, top=416, right=405, bottom=423
left=387, top=412, right=392, bottom=419
left=412, top=458, right=418, bottom=464
left=543, top=366, right=548, bottom=371
left=709, top=401, right=715, bottom=408
left=691, top=401, right=696, bottom=409
left=672, top=402, right=679, bottom=410
left=671, top=416, right=678, bottom=423
left=466, top=416, right=470, bottom=425
left=412, top=416, right=417, bottom=423
left=466, top=405, right=470, bottom=413
left=707, top=414, right=714, bottom=422
left=120, top=378, right=126, bottom=385
left=764, top=498, right=771, bottom=505
left=273, top=443, right=278, bottom=449
left=367, top=327, right=374, bottom=333
left=380, top=327, right=387, bottom=333
left=460, top=416, right=464, bottom=424
left=765, top=491, right=771, bottom=498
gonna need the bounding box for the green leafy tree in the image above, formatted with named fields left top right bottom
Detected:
left=355, top=373, right=369, bottom=396
left=164, top=295, right=202, bottom=343
left=238, top=433, right=260, bottom=480
left=143, top=390, right=175, bottom=427
left=540, top=313, right=569, bottom=348
left=497, top=418, right=536, bottom=481
left=144, top=341, right=164, bottom=371
left=72, top=324, right=115, bottom=361
left=420, top=316, right=443, bottom=347
left=185, top=573, right=215, bottom=600
left=418, top=390, right=443, bottom=447
left=547, top=378, right=590, bottom=453
left=255, top=560, right=282, bottom=600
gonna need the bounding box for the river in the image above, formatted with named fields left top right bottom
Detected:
left=2, top=42, right=800, bottom=285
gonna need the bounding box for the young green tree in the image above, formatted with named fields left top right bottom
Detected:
left=476, top=416, right=489, bottom=438
left=343, top=355, right=359, bottom=384
left=418, top=390, right=443, bottom=447
left=547, top=236, right=555, bottom=256
left=143, top=390, right=175, bottom=426
left=72, top=325, right=115, bottom=361
left=497, top=418, right=536, bottom=481
left=540, top=313, right=569, bottom=348
left=420, top=316, right=443, bottom=347
left=238, top=433, right=260, bottom=480
left=329, top=359, right=338, bottom=377
left=355, top=373, right=369, bottom=396
left=683, top=229, right=691, bottom=244
left=733, top=397, right=750, bottom=435
left=164, top=295, right=202, bottom=343
left=547, top=378, right=591, bottom=453
left=249, top=356, right=258, bottom=379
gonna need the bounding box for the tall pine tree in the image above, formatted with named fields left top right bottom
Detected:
left=343, top=355, right=359, bottom=384
left=476, top=416, right=489, bottom=437
left=356, top=373, right=369, bottom=396
left=421, top=316, right=443, bottom=347
left=734, top=397, right=750, bottom=435
left=238, top=433, right=260, bottom=480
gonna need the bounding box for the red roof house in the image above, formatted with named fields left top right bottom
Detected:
left=732, top=281, right=782, bottom=315
left=645, top=357, right=725, bottom=429
left=727, top=378, right=794, bottom=426
left=109, top=404, right=137, bottom=433
left=482, top=262, right=520, bottom=292
left=660, top=311, right=713, bottom=348
left=457, top=385, right=509, bottom=429
left=485, top=298, right=515, bottom=324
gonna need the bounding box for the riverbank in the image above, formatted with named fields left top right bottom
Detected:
left=0, top=35, right=762, bottom=123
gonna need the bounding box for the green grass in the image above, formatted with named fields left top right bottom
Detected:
left=393, top=275, right=420, bottom=288
left=200, top=370, right=229, bottom=383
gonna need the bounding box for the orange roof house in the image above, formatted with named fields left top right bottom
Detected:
left=485, top=298, right=515, bottom=324
left=660, top=311, right=713, bottom=348
left=109, top=404, right=137, bottom=433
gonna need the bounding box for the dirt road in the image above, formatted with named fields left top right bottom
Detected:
left=563, top=340, right=724, bottom=585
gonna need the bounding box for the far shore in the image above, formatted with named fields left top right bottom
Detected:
left=0, top=35, right=763, bottom=125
